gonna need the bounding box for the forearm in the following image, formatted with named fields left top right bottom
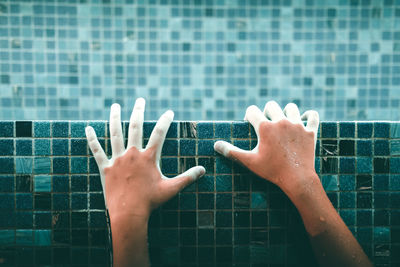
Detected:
left=284, top=173, right=372, bottom=267
left=110, top=213, right=150, bottom=267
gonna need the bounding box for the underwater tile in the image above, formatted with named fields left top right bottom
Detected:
left=34, top=139, right=50, bottom=156
left=374, top=227, right=390, bottom=243
left=321, top=175, right=339, bottom=191
left=215, top=175, right=232, bottom=192
left=374, top=158, right=390, bottom=173
left=321, top=122, right=337, bottom=138
left=197, top=139, right=215, bottom=156
left=0, top=175, right=14, bottom=192
left=15, top=157, right=32, bottom=174
left=70, top=121, right=86, bottom=137
left=374, top=174, right=389, bottom=191
left=0, top=194, right=14, bottom=210
left=197, top=175, right=215, bottom=192
left=374, top=122, right=390, bottom=138
left=16, top=229, right=33, bottom=245
left=390, top=174, right=400, bottom=190
left=339, top=175, right=355, bottom=191
left=357, top=122, right=373, bottom=138
left=0, top=121, right=14, bottom=137
left=197, top=122, right=213, bottom=138
left=179, top=139, right=196, bottom=156
left=16, top=121, right=32, bottom=137
left=339, top=140, right=354, bottom=156
left=339, top=192, right=355, bottom=208
left=214, top=122, right=231, bottom=139
left=34, top=157, right=51, bottom=174
left=0, top=139, right=14, bottom=156
left=16, top=193, right=32, bottom=210
left=0, top=230, right=15, bottom=245
left=357, top=140, right=372, bottom=156
left=339, top=122, right=355, bottom=137
left=162, top=139, right=178, bottom=156
left=70, top=139, right=87, bottom=155
left=216, top=157, right=232, bottom=174
left=52, top=139, right=69, bottom=155
left=232, top=122, right=249, bottom=138
left=34, top=230, right=51, bottom=246
left=34, top=175, right=51, bottom=192
left=52, top=121, right=69, bottom=137
left=251, top=192, right=267, bottom=209
left=16, top=139, right=32, bottom=156
left=34, top=122, right=50, bottom=138
left=71, top=157, right=88, bottom=174
left=52, top=157, right=69, bottom=174
left=374, top=140, right=389, bottom=156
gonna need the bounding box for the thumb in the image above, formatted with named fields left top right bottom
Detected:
left=214, top=140, right=253, bottom=167
left=164, top=166, right=206, bottom=196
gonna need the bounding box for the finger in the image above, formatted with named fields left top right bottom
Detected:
left=263, top=101, right=285, bottom=122
left=86, top=126, right=108, bottom=191
left=146, top=110, right=174, bottom=160
left=244, top=105, right=268, bottom=137
left=283, top=103, right=302, bottom=124
left=301, top=110, right=320, bottom=143
left=214, top=140, right=254, bottom=167
left=127, top=98, right=145, bottom=149
left=109, top=103, right=125, bottom=158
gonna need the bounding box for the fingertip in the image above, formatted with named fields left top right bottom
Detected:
left=214, top=140, right=229, bottom=157
left=111, top=103, right=120, bottom=110
left=85, top=126, right=95, bottom=138
left=198, top=166, right=206, bottom=177
left=135, top=97, right=146, bottom=107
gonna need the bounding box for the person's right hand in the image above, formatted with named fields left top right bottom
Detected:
left=214, top=101, right=319, bottom=198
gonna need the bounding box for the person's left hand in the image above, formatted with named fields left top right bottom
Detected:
left=85, top=98, right=205, bottom=219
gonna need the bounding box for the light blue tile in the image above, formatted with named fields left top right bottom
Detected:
left=34, top=175, right=51, bottom=192
left=16, top=157, right=33, bottom=174
left=34, top=157, right=51, bottom=174
left=251, top=192, right=267, bottom=209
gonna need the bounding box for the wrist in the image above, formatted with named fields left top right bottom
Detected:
left=280, top=172, right=322, bottom=203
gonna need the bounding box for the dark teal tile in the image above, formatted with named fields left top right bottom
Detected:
left=340, top=157, right=355, bottom=173
left=374, top=122, right=390, bottom=138
left=357, top=140, right=372, bottom=156
left=0, top=121, right=14, bottom=137
left=390, top=174, right=400, bottom=190
left=0, top=194, right=14, bottom=210
left=339, top=175, right=355, bottom=191
left=180, top=139, right=196, bottom=156
left=374, top=227, right=390, bottom=243
left=216, top=157, right=232, bottom=174
left=71, top=175, right=87, bottom=192
left=52, top=139, right=68, bottom=155
left=232, top=122, right=249, bottom=138
left=357, top=157, right=372, bottom=173
left=34, top=230, right=51, bottom=246
left=321, top=122, right=337, bottom=138
left=374, top=158, right=390, bottom=173
left=215, top=122, right=231, bottom=138
left=374, top=174, right=389, bottom=191
left=71, top=157, right=88, bottom=174
left=16, top=193, right=32, bottom=210
left=52, top=121, right=69, bottom=137
left=339, top=192, right=355, bottom=208
left=34, top=139, right=50, bottom=155
left=0, top=230, right=14, bottom=245
left=198, top=175, right=215, bottom=192
left=70, top=139, right=87, bottom=155
left=215, top=175, right=231, bottom=192
left=321, top=175, right=338, bottom=191
left=16, top=230, right=33, bottom=245
left=374, top=140, right=389, bottom=155
left=16, top=139, right=32, bottom=156
left=357, top=122, right=373, bottom=138
left=166, top=121, right=178, bottom=138
left=0, top=175, right=14, bottom=192
left=197, top=140, right=214, bottom=156
left=71, top=193, right=88, bottom=209
left=251, top=192, right=267, bottom=209
left=161, top=158, right=178, bottom=174
left=0, top=140, right=13, bottom=156
left=197, top=122, right=213, bottom=138
left=16, top=121, right=32, bottom=137
left=53, top=157, right=69, bottom=174
left=162, top=139, right=178, bottom=156
left=339, top=122, right=355, bottom=137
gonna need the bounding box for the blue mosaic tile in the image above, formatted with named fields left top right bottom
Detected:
left=15, top=157, right=32, bottom=174
left=33, top=122, right=50, bottom=138
left=232, top=122, right=249, bottom=138
left=0, top=230, right=15, bottom=245
left=34, top=158, right=51, bottom=174
left=198, top=140, right=215, bottom=156
left=16, top=230, right=33, bottom=245
left=0, top=176, right=14, bottom=192
left=390, top=140, right=400, bottom=156
left=70, top=121, right=86, bottom=138
left=339, top=175, right=355, bottom=191
left=34, top=175, right=51, bottom=192
left=375, top=140, right=390, bottom=156
left=0, top=140, right=14, bottom=156
left=0, top=122, right=14, bottom=137
left=374, top=175, right=389, bottom=191
left=34, top=139, right=50, bottom=156
left=16, top=139, right=32, bottom=156
left=71, top=157, right=88, bottom=174
left=321, top=122, right=337, bottom=138
left=391, top=123, right=400, bottom=138
left=214, top=123, right=231, bottom=139
left=16, top=121, right=32, bottom=137
left=357, top=158, right=373, bottom=174
left=16, top=194, right=33, bottom=210
left=166, top=122, right=178, bottom=138
left=357, top=122, right=373, bottom=138
left=374, top=122, right=390, bottom=138
left=390, top=175, right=400, bottom=190
left=52, top=139, right=68, bottom=156
left=52, top=122, right=69, bottom=138
left=179, top=139, right=196, bottom=156
left=161, top=158, right=178, bottom=174
left=197, top=122, right=213, bottom=139
left=357, top=140, right=372, bottom=156
left=34, top=230, right=51, bottom=246
left=216, top=157, right=232, bottom=174
left=321, top=175, right=338, bottom=191
left=339, top=122, right=355, bottom=138
left=52, top=157, right=69, bottom=174
left=162, top=139, right=178, bottom=156
left=70, top=139, right=87, bottom=156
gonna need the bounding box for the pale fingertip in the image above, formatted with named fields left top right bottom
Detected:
left=111, top=103, right=120, bottom=111
left=214, top=141, right=230, bottom=157
left=191, top=166, right=206, bottom=181
left=164, top=110, right=174, bottom=120
left=135, top=97, right=146, bottom=108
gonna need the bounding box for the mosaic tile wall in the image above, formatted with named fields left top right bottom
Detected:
left=0, top=120, right=399, bottom=266
left=0, top=1, right=400, bottom=120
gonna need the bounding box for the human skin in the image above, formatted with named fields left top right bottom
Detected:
left=214, top=101, right=372, bottom=267
left=85, top=98, right=205, bottom=267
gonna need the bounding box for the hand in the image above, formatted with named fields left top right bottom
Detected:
left=214, top=101, right=319, bottom=197
left=85, top=98, right=205, bottom=219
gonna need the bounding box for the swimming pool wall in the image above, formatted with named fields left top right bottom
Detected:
left=0, top=1, right=400, bottom=120
left=0, top=120, right=399, bottom=266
